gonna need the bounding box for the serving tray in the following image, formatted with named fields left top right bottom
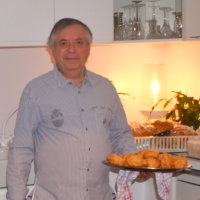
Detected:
left=103, top=160, right=200, bottom=176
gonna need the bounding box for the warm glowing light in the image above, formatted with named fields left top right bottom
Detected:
left=152, top=78, right=159, bottom=104
left=152, top=78, right=159, bottom=95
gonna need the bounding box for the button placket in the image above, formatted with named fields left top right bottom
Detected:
left=76, top=88, right=89, bottom=134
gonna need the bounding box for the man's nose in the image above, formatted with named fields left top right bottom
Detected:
left=68, top=42, right=76, bottom=52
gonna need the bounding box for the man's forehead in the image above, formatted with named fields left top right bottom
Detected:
left=55, top=26, right=87, bottom=40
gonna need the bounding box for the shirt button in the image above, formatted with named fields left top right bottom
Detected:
left=81, top=108, right=84, bottom=112
left=85, top=128, right=88, bottom=131
left=87, top=168, right=89, bottom=171
left=86, top=188, right=88, bottom=192
left=78, top=91, right=80, bottom=94
left=88, top=148, right=91, bottom=151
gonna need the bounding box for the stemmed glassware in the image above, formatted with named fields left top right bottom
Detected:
left=127, top=4, right=134, bottom=40
left=131, top=1, right=145, bottom=40
left=160, top=6, right=173, bottom=38
left=114, top=0, right=181, bottom=41
left=146, top=0, right=162, bottom=39
left=121, top=5, right=130, bottom=40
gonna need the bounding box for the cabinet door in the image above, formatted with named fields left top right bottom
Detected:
left=0, top=0, right=54, bottom=47
left=182, top=0, right=200, bottom=40
left=176, top=174, right=200, bottom=200
left=54, top=0, right=113, bottom=44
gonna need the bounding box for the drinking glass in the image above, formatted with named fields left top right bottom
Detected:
left=121, top=5, right=130, bottom=40
left=160, top=7, right=173, bottom=38
left=131, top=1, right=145, bottom=40
left=146, top=0, right=161, bottom=39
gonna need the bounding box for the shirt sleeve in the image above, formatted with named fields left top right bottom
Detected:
left=109, top=91, right=138, bottom=155
left=6, top=85, right=39, bottom=200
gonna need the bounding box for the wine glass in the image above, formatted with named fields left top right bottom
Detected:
left=127, top=4, right=134, bottom=40
left=131, top=1, right=145, bottom=40
left=146, top=0, right=161, bottom=39
left=160, top=7, right=173, bottom=38
left=146, top=19, right=162, bottom=39
left=121, top=5, right=130, bottom=40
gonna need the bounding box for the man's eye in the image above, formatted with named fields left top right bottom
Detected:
left=76, top=40, right=84, bottom=45
left=60, top=41, right=68, bottom=46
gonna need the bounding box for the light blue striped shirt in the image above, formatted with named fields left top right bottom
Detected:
left=7, top=66, right=137, bottom=200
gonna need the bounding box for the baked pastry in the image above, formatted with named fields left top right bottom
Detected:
left=174, top=155, right=187, bottom=168
left=122, top=153, right=135, bottom=165
left=130, top=120, right=198, bottom=137
left=106, top=153, right=124, bottom=166
left=151, top=120, right=174, bottom=135
left=142, top=149, right=159, bottom=159
left=146, top=157, right=161, bottom=168
left=159, top=152, right=174, bottom=168
left=126, top=154, right=147, bottom=167
left=106, top=150, right=188, bottom=169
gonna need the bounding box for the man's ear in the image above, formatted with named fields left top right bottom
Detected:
left=46, top=47, right=56, bottom=65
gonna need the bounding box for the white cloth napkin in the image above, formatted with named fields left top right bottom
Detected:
left=155, top=172, right=173, bottom=200
left=116, top=170, right=173, bottom=200
left=116, top=170, right=139, bottom=200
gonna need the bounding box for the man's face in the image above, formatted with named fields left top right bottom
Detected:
left=52, top=24, right=91, bottom=77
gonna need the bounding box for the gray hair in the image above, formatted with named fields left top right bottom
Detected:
left=47, top=18, right=93, bottom=49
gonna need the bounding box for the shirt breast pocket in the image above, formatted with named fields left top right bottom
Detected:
left=94, top=107, right=112, bottom=130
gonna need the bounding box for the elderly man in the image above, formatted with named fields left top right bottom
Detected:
left=6, top=18, right=137, bottom=200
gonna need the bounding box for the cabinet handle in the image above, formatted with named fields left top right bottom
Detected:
left=178, top=180, right=200, bottom=187
left=190, top=36, right=200, bottom=39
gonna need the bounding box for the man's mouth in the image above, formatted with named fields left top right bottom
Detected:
left=64, top=57, right=79, bottom=61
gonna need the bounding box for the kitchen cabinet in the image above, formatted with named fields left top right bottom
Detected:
left=182, top=0, right=200, bottom=40
left=0, top=0, right=54, bottom=47
left=54, top=0, right=113, bottom=44
left=175, top=174, right=200, bottom=200
left=113, top=0, right=182, bottom=41
left=0, top=0, right=113, bottom=47
left=0, top=0, right=199, bottom=47
left=113, top=0, right=200, bottom=42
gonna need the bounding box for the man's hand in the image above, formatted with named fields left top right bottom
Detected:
left=137, top=171, right=152, bottom=179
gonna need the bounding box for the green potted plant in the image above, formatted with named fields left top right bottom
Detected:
left=151, top=91, right=200, bottom=130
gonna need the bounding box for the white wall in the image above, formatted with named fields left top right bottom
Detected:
left=0, top=47, right=52, bottom=139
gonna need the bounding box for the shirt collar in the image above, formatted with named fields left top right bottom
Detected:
left=53, top=65, right=94, bottom=88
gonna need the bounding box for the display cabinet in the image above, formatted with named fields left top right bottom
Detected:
left=114, top=0, right=182, bottom=41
